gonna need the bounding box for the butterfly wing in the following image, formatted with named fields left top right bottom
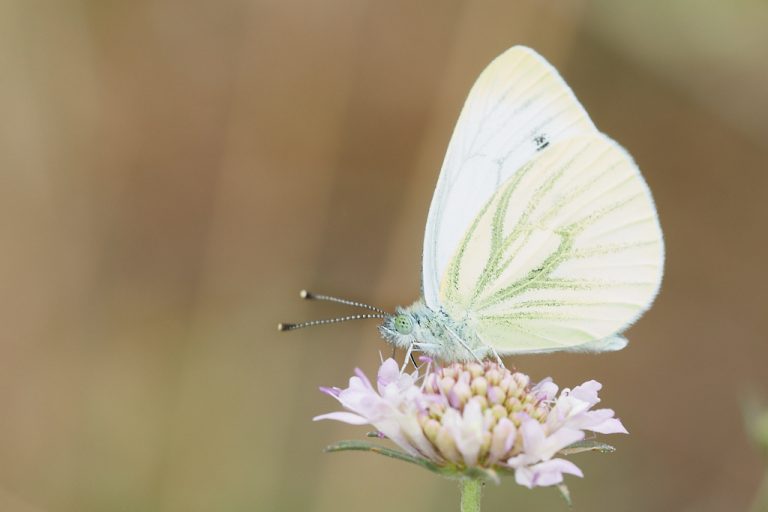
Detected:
left=422, top=46, right=599, bottom=310
left=441, top=134, right=664, bottom=353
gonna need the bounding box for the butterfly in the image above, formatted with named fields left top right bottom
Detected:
left=279, top=46, right=664, bottom=364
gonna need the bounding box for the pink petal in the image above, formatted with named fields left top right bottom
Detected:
left=488, top=418, right=516, bottom=463
left=543, top=428, right=585, bottom=460
left=353, top=368, right=374, bottom=391
left=398, top=415, right=442, bottom=461
left=563, top=408, right=628, bottom=434
left=517, top=418, right=585, bottom=463
left=376, top=358, right=401, bottom=391
left=569, top=380, right=602, bottom=405
left=346, top=376, right=372, bottom=395
left=514, top=466, right=536, bottom=488
left=454, top=400, right=484, bottom=466
left=588, top=416, right=629, bottom=434
left=518, top=416, right=546, bottom=451
left=319, top=386, right=341, bottom=397
left=532, top=378, right=558, bottom=401
left=515, top=459, right=584, bottom=488
left=369, top=417, right=423, bottom=458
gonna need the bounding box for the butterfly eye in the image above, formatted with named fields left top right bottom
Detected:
left=394, top=315, right=414, bottom=335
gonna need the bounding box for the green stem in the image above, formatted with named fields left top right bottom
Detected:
left=460, top=479, right=483, bottom=512
left=749, top=470, right=768, bottom=512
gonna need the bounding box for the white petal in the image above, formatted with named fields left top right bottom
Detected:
left=526, top=458, right=583, bottom=487
left=454, top=400, right=485, bottom=466
left=313, top=412, right=369, bottom=425
left=399, top=414, right=442, bottom=461
left=569, top=380, right=602, bottom=405
left=587, top=416, right=628, bottom=434
left=370, top=416, right=422, bottom=458
left=376, top=358, right=401, bottom=391
left=488, top=418, right=516, bottom=463
left=532, top=378, right=558, bottom=401
left=541, top=428, right=584, bottom=460
left=520, top=419, right=584, bottom=462
left=514, top=465, right=536, bottom=488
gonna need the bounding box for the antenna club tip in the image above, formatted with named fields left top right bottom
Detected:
left=277, top=323, right=288, bottom=331
left=299, top=289, right=311, bottom=299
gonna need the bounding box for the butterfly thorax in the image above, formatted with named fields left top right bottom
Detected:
left=379, top=299, right=489, bottom=362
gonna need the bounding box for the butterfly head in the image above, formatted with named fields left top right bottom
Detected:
left=393, top=314, right=414, bottom=335
left=378, top=307, right=418, bottom=349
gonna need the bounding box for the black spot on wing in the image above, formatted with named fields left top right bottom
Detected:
left=534, top=134, right=549, bottom=151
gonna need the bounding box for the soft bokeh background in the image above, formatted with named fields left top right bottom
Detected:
left=1, top=1, right=767, bottom=511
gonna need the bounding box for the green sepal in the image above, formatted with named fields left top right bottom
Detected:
left=742, top=397, right=768, bottom=458
left=556, top=483, right=573, bottom=507
left=558, top=439, right=616, bottom=455
left=324, top=440, right=500, bottom=483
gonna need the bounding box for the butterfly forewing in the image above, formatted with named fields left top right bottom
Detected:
left=440, top=134, right=663, bottom=354
left=422, top=46, right=599, bottom=310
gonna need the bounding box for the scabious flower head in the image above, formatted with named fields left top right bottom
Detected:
left=316, top=358, right=627, bottom=489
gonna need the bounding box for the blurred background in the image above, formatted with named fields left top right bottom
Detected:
left=1, top=1, right=767, bottom=511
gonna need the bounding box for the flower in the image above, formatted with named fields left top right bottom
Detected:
left=315, top=358, right=627, bottom=489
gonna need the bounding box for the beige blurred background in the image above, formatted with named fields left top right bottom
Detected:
left=1, top=1, right=767, bottom=511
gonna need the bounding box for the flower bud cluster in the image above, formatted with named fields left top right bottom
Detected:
left=316, top=358, right=627, bottom=488
left=418, top=362, right=549, bottom=466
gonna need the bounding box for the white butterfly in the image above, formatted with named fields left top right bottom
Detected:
left=280, top=46, right=664, bottom=364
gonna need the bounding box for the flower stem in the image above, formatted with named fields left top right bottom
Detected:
left=459, top=479, right=483, bottom=512
left=749, top=471, right=768, bottom=512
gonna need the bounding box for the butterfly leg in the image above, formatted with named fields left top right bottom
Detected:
left=490, top=347, right=506, bottom=368
left=400, top=343, right=414, bottom=373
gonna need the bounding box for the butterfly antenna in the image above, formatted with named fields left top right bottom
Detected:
left=299, top=289, right=386, bottom=314
left=277, top=313, right=386, bottom=332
